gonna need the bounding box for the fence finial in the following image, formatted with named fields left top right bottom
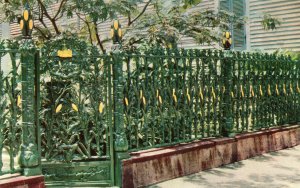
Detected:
left=111, top=19, right=122, bottom=44
left=222, top=31, right=232, bottom=50
left=20, top=2, right=33, bottom=39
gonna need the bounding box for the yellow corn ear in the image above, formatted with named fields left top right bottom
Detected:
left=17, top=95, right=21, bottom=108
left=250, top=85, right=255, bottom=97
left=110, top=28, right=114, bottom=38
left=173, top=94, right=177, bottom=103
left=268, top=85, right=271, bottom=96
left=140, top=90, right=143, bottom=99
left=231, top=91, right=234, bottom=98
left=187, top=94, right=191, bottom=102
left=158, top=95, right=162, bottom=105
left=290, top=83, right=293, bottom=94
left=240, top=85, right=244, bottom=98
left=276, top=84, right=279, bottom=96
left=29, top=19, right=33, bottom=30
left=99, top=102, right=104, bottom=113
left=113, top=20, right=119, bottom=30
left=72, top=103, right=78, bottom=112
left=23, top=10, right=29, bottom=21
left=124, top=97, right=129, bottom=106
left=156, top=90, right=159, bottom=98
left=260, top=85, right=263, bottom=96
left=56, top=104, right=63, bottom=113
left=20, top=20, right=24, bottom=30
left=283, top=84, right=286, bottom=95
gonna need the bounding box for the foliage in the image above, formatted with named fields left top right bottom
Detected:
left=273, top=49, right=300, bottom=61
left=118, top=48, right=300, bottom=150
left=261, top=13, right=281, bottom=30
left=1, top=0, right=244, bottom=52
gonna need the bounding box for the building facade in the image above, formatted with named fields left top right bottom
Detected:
left=247, top=0, right=300, bottom=52
left=1, top=0, right=300, bottom=52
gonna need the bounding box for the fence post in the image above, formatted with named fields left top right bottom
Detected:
left=111, top=19, right=129, bottom=187
left=221, top=32, right=235, bottom=137
left=18, top=3, right=41, bottom=176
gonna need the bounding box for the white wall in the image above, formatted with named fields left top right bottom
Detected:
left=249, top=0, right=300, bottom=52
left=1, top=22, right=13, bottom=76
left=0, top=23, right=11, bottom=39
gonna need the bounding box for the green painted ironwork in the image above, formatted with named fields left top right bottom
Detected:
left=122, top=49, right=224, bottom=151
left=39, top=36, right=115, bottom=186
left=1, top=35, right=300, bottom=187
left=19, top=38, right=42, bottom=176
left=13, top=2, right=42, bottom=176
left=0, top=44, right=23, bottom=175
left=120, top=48, right=300, bottom=151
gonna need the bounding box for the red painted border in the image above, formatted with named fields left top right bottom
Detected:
left=122, top=125, right=300, bottom=188
left=0, top=175, right=45, bottom=188
left=124, top=125, right=299, bottom=165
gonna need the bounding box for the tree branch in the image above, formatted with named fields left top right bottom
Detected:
left=128, top=12, right=131, bottom=26
left=76, top=12, right=93, bottom=44
left=37, top=0, right=52, bottom=21
left=76, top=12, right=93, bottom=45
left=128, top=0, right=152, bottom=26
left=38, top=8, right=50, bottom=30
left=86, top=23, right=93, bottom=45
left=34, top=26, right=50, bottom=40
left=94, top=22, right=106, bottom=54
left=37, top=0, right=61, bottom=35
left=54, top=0, right=68, bottom=20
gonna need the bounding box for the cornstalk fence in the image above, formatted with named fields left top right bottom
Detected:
left=0, top=44, right=299, bottom=185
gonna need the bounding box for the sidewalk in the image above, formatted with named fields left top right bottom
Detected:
left=149, top=145, right=300, bottom=188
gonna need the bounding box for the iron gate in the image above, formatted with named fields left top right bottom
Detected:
left=38, top=38, right=115, bottom=187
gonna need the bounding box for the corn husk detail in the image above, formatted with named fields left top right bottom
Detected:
left=56, top=104, right=63, bottom=113
left=72, top=103, right=78, bottom=112
left=99, top=102, right=104, bottom=113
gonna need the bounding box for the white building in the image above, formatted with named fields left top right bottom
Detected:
left=1, top=0, right=300, bottom=52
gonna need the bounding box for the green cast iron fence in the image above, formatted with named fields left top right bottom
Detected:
left=119, top=49, right=300, bottom=151
left=0, top=42, right=300, bottom=186
left=230, top=52, right=300, bottom=132
left=122, top=49, right=223, bottom=150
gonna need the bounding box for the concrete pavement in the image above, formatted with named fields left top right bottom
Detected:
left=149, top=145, right=300, bottom=188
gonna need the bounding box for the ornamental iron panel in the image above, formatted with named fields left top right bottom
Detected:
left=39, top=36, right=115, bottom=186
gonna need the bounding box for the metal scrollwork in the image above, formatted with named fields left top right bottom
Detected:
left=40, top=35, right=110, bottom=162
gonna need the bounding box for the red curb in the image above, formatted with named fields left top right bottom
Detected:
left=0, top=175, right=45, bottom=188
left=122, top=125, right=300, bottom=188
